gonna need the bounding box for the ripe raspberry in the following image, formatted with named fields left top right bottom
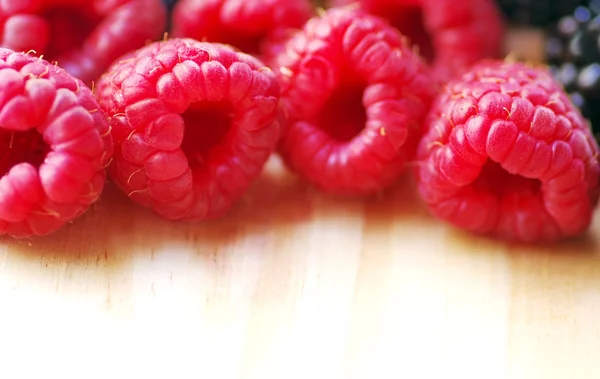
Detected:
left=273, top=7, right=436, bottom=196
left=170, top=0, right=314, bottom=60
left=0, top=0, right=167, bottom=86
left=95, top=38, right=281, bottom=221
left=328, top=0, right=505, bottom=82
left=415, top=60, right=600, bottom=242
left=0, top=48, right=113, bottom=238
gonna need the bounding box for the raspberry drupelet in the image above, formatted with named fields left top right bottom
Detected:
left=273, top=7, right=436, bottom=196
left=416, top=60, right=600, bottom=243
left=0, top=0, right=167, bottom=85
left=0, top=48, right=113, bottom=238
left=95, top=38, right=281, bottom=221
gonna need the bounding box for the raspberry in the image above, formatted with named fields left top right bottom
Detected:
left=0, top=0, right=167, bottom=85
left=328, top=0, right=505, bottom=81
left=170, top=0, right=314, bottom=59
left=272, top=7, right=435, bottom=196
left=0, top=48, right=113, bottom=238
left=415, top=60, right=600, bottom=242
left=95, top=38, right=281, bottom=221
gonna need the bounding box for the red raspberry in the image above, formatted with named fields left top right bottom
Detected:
left=0, top=0, right=167, bottom=85
left=273, top=7, right=435, bottom=196
left=0, top=48, right=113, bottom=238
left=95, top=38, right=281, bottom=221
left=170, top=0, right=314, bottom=60
left=328, top=0, right=505, bottom=82
left=415, top=60, right=600, bottom=243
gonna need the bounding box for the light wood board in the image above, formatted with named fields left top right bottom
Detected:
left=0, top=156, right=598, bottom=379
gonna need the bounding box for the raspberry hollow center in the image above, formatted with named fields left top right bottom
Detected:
left=42, top=4, right=102, bottom=62
left=473, top=160, right=541, bottom=196
left=0, top=129, right=50, bottom=177
left=219, top=32, right=265, bottom=57
left=180, top=101, right=234, bottom=166
left=387, top=6, right=435, bottom=63
left=318, top=83, right=367, bottom=142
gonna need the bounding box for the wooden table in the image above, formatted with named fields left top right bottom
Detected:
left=0, top=156, right=598, bottom=379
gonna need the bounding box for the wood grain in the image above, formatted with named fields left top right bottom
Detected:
left=0, top=156, right=598, bottom=379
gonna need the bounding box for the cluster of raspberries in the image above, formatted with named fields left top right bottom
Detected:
left=0, top=0, right=598, bottom=244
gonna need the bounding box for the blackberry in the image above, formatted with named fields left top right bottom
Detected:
left=497, top=0, right=584, bottom=27
left=546, top=1, right=600, bottom=137
left=163, top=0, right=178, bottom=11
left=164, top=0, right=178, bottom=31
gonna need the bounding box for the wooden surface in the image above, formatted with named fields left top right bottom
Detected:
left=0, top=156, right=599, bottom=379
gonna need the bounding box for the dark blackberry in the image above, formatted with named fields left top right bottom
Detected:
left=163, top=0, right=177, bottom=11
left=497, top=0, right=584, bottom=27
left=163, top=0, right=178, bottom=31
left=546, top=1, right=600, bottom=137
